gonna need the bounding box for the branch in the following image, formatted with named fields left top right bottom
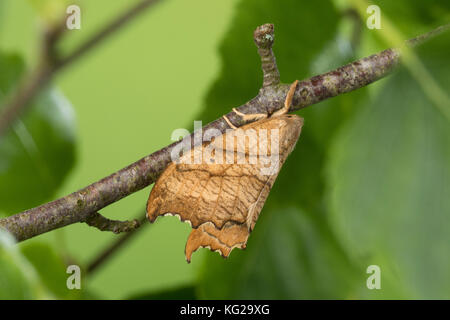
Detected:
left=0, top=0, right=161, bottom=137
left=84, top=212, right=140, bottom=234
left=86, top=215, right=147, bottom=274
left=0, top=23, right=448, bottom=242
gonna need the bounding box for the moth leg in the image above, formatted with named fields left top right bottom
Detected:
left=222, top=115, right=238, bottom=129
left=232, top=108, right=267, bottom=122
left=272, top=80, right=299, bottom=117
left=223, top=108, right=267, bottom=130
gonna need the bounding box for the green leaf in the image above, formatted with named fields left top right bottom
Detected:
left=0, top=229, right=46, bottom=299
left=326, top=32, right=450, bottom=298
left=0, top=52, right=76, bottom=215
left=198, top=206, right=359, bottom=299
left=20, top=241, right=82, bottom=299
left=196, top=0, right=366, bottom=298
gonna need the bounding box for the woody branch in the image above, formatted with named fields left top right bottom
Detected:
left=0, top=22, right=448, bottom=242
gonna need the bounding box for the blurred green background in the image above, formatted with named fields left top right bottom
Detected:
left=0, top=0, right=449, bottom=299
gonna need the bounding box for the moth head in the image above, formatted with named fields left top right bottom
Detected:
left=277, top=114, right=303, bottom=152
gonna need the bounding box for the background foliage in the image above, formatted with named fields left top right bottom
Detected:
left=0, top=0, right=449, bottom=299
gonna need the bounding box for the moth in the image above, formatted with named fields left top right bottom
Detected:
left=147, top=81, right=303, bottom=262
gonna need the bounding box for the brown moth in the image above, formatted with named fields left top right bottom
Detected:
left=147, top=81, right=303, bottom=262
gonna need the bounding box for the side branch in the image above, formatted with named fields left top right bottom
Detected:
left=84, top=212, right=140, bottom=234
left=0, top=0, right=161, bottom=137
left=254, top=24, right=280, bottom=87
left=55, top=0, right=161, bottom=70
left=86, top=215, right=147, bottom=274
left=0, top=23, right=447, bottom=242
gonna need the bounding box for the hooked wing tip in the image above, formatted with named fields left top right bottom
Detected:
left=184, top=222, right=249, bottom=263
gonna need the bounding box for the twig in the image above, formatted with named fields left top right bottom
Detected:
left=0, top=0, right=161, bottom=137
left=0, top=23, right=448, bottom=242
left=0, top=20, right=65, bottom=137
left=406, top=23, right=450, bottom=48
left=253, top=24, right=280, bottom=87
left=55, top=0, right=161, bottom=70
left=86, top=216, right=147, bottom=274
left=84, top=212, right=140, bottom=234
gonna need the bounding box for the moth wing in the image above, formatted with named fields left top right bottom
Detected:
left=146, top=115, right=303, bottom=261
